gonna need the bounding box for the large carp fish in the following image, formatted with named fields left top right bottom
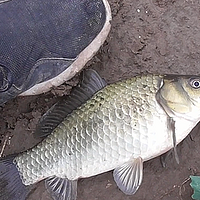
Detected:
left=1, top=69, right=200, bottom=200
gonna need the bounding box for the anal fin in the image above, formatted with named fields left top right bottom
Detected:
left=45, top=176, right=77, bottom=200
left=113, top=157, right=143, bottom=195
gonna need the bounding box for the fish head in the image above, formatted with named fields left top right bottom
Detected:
left=156, top=75, right=200, bottom=121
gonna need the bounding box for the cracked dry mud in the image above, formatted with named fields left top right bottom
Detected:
left=1, top=0, right=200, bottom=199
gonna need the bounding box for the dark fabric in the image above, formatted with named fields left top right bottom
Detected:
left=0, top=64, right=12, bottom=92
left=0, top=0, right=106, bottom=104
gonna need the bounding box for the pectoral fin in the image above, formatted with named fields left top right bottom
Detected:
left=45, top=176, right=77, bottom=200
left=113, top=157, right=143, bottom=195
left=160, top=117, right=179, bottom=167
left=167, top=117, right=179, bottom=164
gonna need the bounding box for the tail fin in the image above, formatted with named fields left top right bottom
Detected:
left=0, top=155, right=30, bottom=200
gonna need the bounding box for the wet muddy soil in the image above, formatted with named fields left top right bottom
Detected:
left=1, top=0, right=200, bottom=199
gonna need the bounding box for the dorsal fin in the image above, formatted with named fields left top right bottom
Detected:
left=34, top=69, right=107, bottom=138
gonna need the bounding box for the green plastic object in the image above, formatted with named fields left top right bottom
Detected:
left=190, top=176, right=200, bottom=200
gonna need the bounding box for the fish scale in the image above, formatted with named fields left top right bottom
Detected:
left=14, top=74, right=168, bottom=185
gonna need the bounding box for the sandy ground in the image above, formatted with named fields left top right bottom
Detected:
left=1, top=0, right=200, bottom=199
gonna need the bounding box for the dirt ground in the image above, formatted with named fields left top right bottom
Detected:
left=1, top=0, right=200, bottom=199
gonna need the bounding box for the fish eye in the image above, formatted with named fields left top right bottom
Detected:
left=190, top=78, right=200, bottom=89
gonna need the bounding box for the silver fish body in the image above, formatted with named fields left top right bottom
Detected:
left=2, top=71, right=200, bottom=200
left=15, top=74, right=198, bottom=183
